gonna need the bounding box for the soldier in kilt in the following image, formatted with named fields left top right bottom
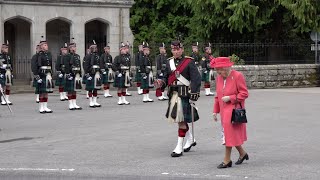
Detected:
left=124, top=42, right=132, bottom=96
left=33, top=37, right=54, bottom=113
left=55, top=43, right=69, bottom=101
left=155, top=43, right=169, bottom=101
left=83, top=48, right=90, bottom=99
left=31, top=44, right=40, bottom=103
left=201, top=43, right=215, bottom=96
left=83, top=40, right=101, bottom=108
left=155, top=41, right=201, bottom=157
left=113, top=42, right=131, bottom=105
left=140, top=42, right=154, bottom=102
left=135, top=43, right=143, bottom=95
left=190, top=42, right=202, bottom=72
left=0, top=41, right=13, bottom=105
left=100, top=45, right=114, bottom=98
left=63, top=39, right=82, bottom=110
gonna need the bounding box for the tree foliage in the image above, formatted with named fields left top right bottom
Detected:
left=130, top=0, right=320, bottom=50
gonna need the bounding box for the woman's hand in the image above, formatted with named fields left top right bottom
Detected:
left=222, top=96, right=230, bottom=102
left=213, top=113, right=218, bottom=122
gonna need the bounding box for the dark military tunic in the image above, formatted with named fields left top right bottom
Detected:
left=33, top=51, right=53, bottom=94
left=31, top=53, right=39, bottom=90
left=162, top=55, right=201, bottom=123
left=0, top=53, right=12, bottom=87
left=190, top=52, right=201, bottom=67
left=100, top=52, right=113, bottom=84
left=201, top=54, right=214, bottom=82
left=55, top=54, right=69, bottom=86
left=135, top=51, right=143, bottom=82
left=140, top=54, right=154, bottom=89
left=113, top=54, right=131, bottom=88
left=83, top=52, right=101, bottom=91
left=156, top=53, right=167, bottom=79
left=64, top=53, right=82, bottom=92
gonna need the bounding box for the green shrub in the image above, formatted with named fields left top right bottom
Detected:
left=229, top=54, right=245, bottom=65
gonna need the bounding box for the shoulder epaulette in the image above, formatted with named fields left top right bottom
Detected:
left=167, top=57, right=174, bottom=61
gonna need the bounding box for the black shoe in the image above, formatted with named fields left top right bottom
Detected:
left=171, top=152, right=183, bottom=157
left=60, top=99, right=66, bottom=101
left=90, top=105, right=95, bottom=108
left=75, top=107, right=82, bottom=110
left=217, top=161, right=232, bottom=169
left=36, top=101, right=39, bottom=103
left=45, top=110, right=53, bottom=113
left=69, top=108, right=75, bottom=111
left=235, top=153, right=249, bottom=165
left=183, top=142, right=197, bottom=152
left=95, top=104, right=101, bottom=107
left=40, top=111, right=46, bottom=114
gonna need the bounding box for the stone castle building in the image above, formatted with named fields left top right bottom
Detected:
left=0, top=0, right=134, bottom=81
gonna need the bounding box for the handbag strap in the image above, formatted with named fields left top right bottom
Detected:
left=233, top=73, right=243, bottom=109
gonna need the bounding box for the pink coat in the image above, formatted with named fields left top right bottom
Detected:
left=213, top=70, right=249, bottom=147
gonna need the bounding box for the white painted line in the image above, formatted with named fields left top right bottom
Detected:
left=0, top=168, right=75, bottom=172
left=161, top=172, right=169, bottom=175
left=216, top=174, right=231, bottom=178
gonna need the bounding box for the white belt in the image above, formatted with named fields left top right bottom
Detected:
left=40, top=66, right=51, bottom=70
left=72, top=67, right=81, bottom=71
left=106, top=63, right=112, bottom=65
left=146, top=66, right=151, bottom=69
left=92, top=65, right=100, bottom=68
left=121, top=66, right=129, bottom=70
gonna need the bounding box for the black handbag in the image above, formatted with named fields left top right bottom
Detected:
left=231, top=98, right=247, bottom=124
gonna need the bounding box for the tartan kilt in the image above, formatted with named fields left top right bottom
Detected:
left=82, top=76, right=87, bottom=84
left=64, top=78, right=75, bottom=93
left=85, top=78, right=95, bottom=91
left=113, top=76, right=125, bottom=88
left=181, top=97, right=199, bottom=123
left=102, top=73, right=108, bottom=84
left=55, top=75, right=65, bottom=86
left=35, top=77, right=50, bottom=94
left=202, top=71, right=209, bottom=82
left=141, top=78, right=149, bottom=89
left=0, top=73, right=6, bottom=87
left=135, top=71, right=142, bottom=82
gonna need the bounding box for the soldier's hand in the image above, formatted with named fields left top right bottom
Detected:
left=213, top=113, right=218, bottom=122
left=68, top=76, right=73, bottom=80
left=58, top=73, right=63, bottom=78
left=118, top=73, right=122, bottom=78
left=37, top=79, right=43, bottom=83
left=103, top=71, right=107, bottom=75
left=204, top=70, right=208, bottom=74
left=87, top=76, right=92, bottom=81
left=159, top=73, right=163, bottom=76
left=0, top=74, right=4, bottom=78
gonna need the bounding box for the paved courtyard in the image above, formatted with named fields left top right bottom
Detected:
left=0, top=88, right=320, bottom=179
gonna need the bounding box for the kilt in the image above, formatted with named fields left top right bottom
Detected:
left=135, top=71, right=142, bottom=82
left=0, top=73, right=6, bottom=87
left=55, top=74, right=65, bottom=86
left=141, top=74, right=154, bottom=89
left=35, top=77, right=52, bottom=94
left=64, top=78, right=75, bottom=93
left=102, top=73, right=108, bottom=84
left=85, top=78, right=95, bottom=91
left=113, top=75, right=125, bottom=88
left=201, top=71, right=209, bottom=82
left=166, top=92, right=199, bottom=123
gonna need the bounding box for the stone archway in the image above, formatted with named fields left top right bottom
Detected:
left=4, top=16, right=32, bottom=80
left=46, top=18, right=71, bottom=62
left=85, top=19, right=109, bottom=55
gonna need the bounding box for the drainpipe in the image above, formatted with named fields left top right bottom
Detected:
left=119, top=8, right=123, bottom=43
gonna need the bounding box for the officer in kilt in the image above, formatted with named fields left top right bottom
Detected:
left=0, top=41, right=13, bottom=105
left=155, top=43, right=169, bottom=101
left=154, top=40, right=201, bottom=157
left=83, top=40, right=102, bottom=108
left=190, top=42, right=202, bottom=72
left=83, top=48, right=90, bottom=99
left=55, top=43, right=69, bottom=101
left=124, top=42, right=132, bottom=96
left=31, top=44, right=40, bottom=103
left=113, top=42, right=131, bottom=105
left=140, top=42, right=154, bottom=103
left=33, top=36, right=54, bottom=113
left=100, top=45, right=114, bottom=98
left=201, top=43, right=215, bottom=96
left=63, top=39, right=82, bottom=110
left=135, top=43, right=143, bottom=95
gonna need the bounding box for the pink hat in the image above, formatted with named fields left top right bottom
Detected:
left=213, top=57, right=234, bottom=68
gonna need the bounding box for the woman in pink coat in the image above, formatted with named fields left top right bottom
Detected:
left=212, top=57, right=249, bottom=169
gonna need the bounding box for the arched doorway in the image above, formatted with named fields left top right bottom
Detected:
left=85, top=19, right=109, bottom=55
left=46, top=18, right=71, bottom=64
left=4, top=17, right=32, bottom=80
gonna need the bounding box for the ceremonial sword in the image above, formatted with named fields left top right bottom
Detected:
left=0, top=85, right=13, bottom=114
